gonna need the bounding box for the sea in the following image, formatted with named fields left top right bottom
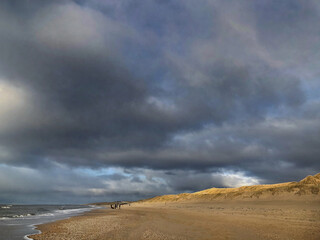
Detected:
left=0, top=204, right=99, bottom=240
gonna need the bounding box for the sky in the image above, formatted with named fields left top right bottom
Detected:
left=0, top=0, right=319, bottom=204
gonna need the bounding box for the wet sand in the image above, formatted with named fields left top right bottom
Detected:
left=30, top=200, right=320, bottom=240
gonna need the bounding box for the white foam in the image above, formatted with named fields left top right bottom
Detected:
left=24, top=224, right=41, bottom=240
left=23, top=206, right=99, bottom=240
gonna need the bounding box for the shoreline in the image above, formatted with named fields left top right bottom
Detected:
left=19, top=207, right=100, bottom=240
left=26, top=208, right=104, bottom=240
left=24, top=224, right=41, bottom=240
left=29, top=200, right=320, bottom=240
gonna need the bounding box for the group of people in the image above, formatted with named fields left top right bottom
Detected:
left=110, top=202, right=122, bottom=209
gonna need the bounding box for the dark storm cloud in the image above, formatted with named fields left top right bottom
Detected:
left=0, top=0, right=319, bottom=203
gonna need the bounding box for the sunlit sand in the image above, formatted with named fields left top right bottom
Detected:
left=30, top=173, right=320, bottom=240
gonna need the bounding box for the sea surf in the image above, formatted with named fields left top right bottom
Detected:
left=0, top=204, right=98, bottom=240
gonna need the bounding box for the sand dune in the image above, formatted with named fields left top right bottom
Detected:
left=140, top=173, right=320, bottom=203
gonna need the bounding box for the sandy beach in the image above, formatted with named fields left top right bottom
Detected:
left=29, top=174, right=320, bottom=239
left=29, top=200, right=320, bottom=240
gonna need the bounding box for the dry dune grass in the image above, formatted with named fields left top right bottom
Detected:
left=140, top=173, right=320, bottom=203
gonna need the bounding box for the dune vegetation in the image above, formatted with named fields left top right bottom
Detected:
left=140, top=173, right=320, bottom=203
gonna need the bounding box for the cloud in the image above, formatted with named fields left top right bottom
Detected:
left=0, top=80, right=34, bottom=131
left=0, top=0, right=319, bottom=203
left=0, top=163, right=261, bottom=204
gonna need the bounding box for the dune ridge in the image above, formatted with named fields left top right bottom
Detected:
left=141, top=173, right=320, bottom=203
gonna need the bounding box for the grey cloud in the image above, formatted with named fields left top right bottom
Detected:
left=0, top=0, right=319, bottom=203
left=0, top=164, right=167, bottom=204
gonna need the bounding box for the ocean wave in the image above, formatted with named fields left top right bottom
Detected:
left=2, top=207, right=93, bottom=220
left=1, top=205, right=12, bottom=209
left=0, top=213, right=36, bottom=219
